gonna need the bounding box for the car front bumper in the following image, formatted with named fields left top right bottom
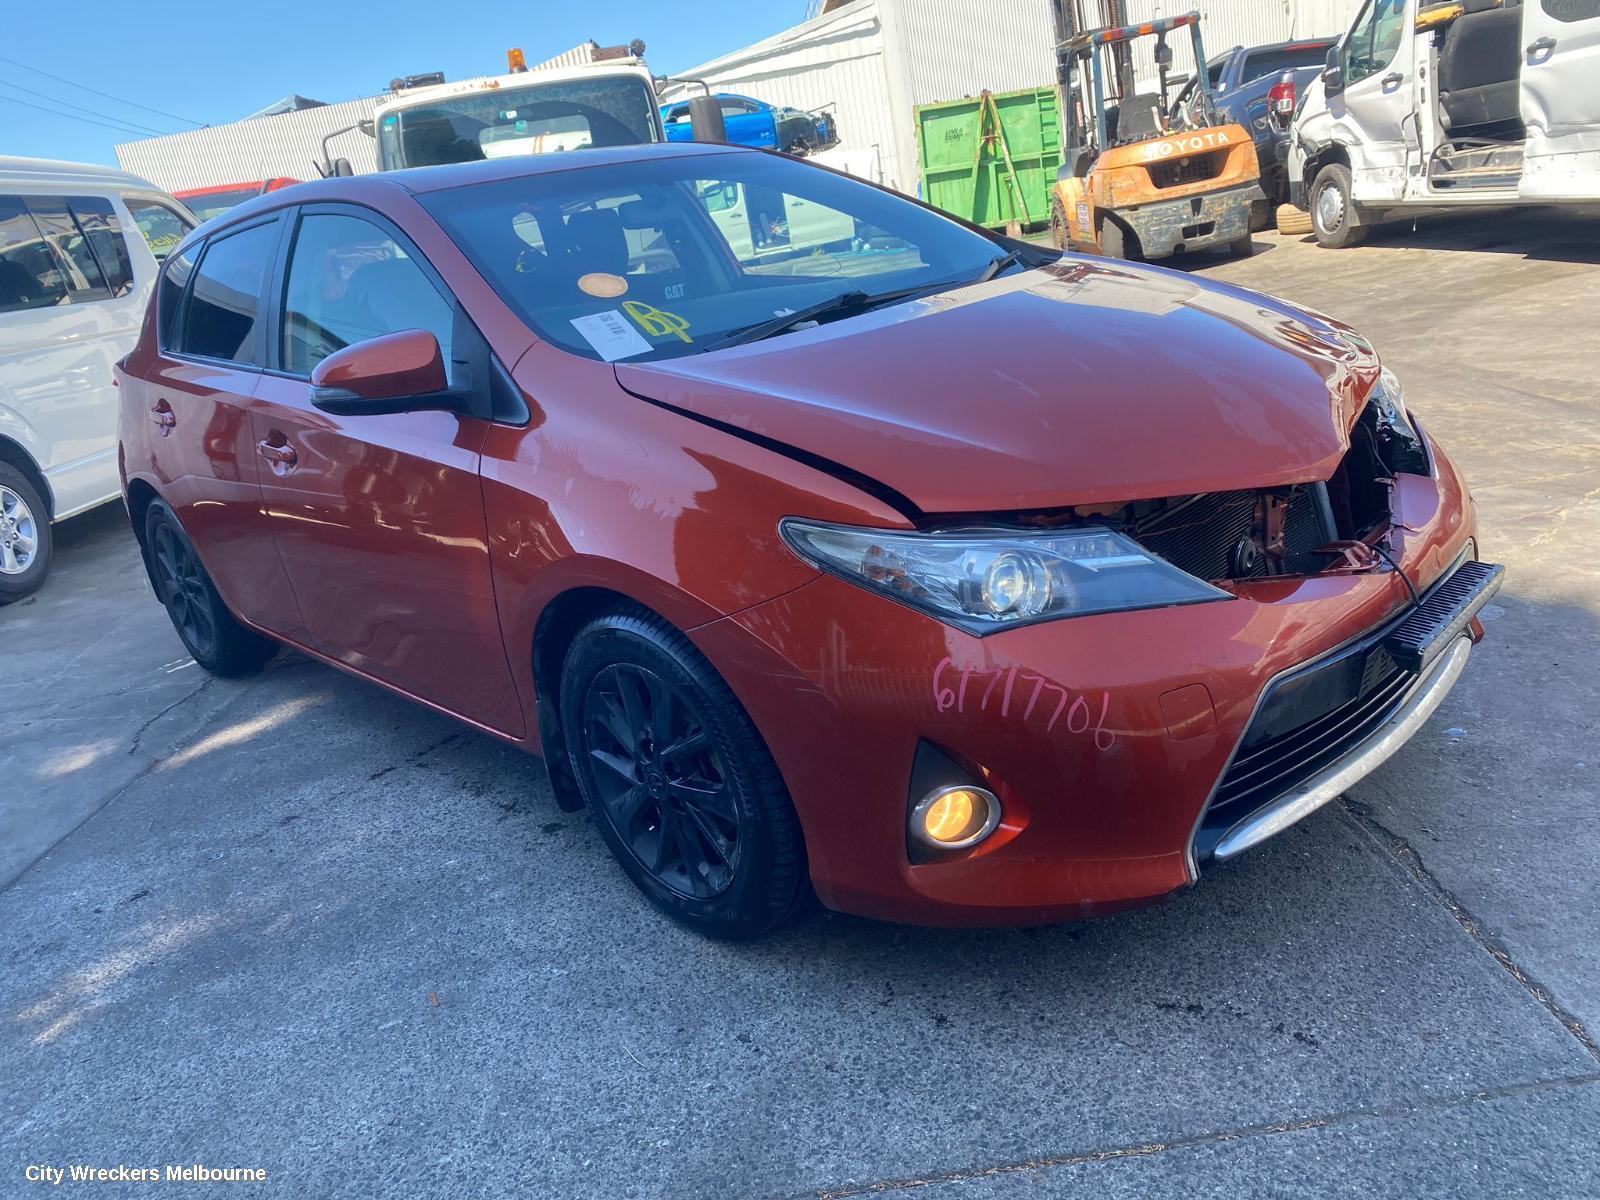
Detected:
left=692, top=436, right=1484, bottom=927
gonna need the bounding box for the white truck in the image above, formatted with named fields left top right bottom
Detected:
left=1288, top=0, right=1600, bottom=246
left=368, top=54, right=667, bottom=171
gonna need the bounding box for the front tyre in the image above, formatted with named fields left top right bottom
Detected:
left=0, top=464, right=51, bottom=604
left=1050, top=197, right=1068, bottom=250
left=1310, top=163, right=1370, bottom=248
left=144, top=500, right=276, bottom=676
left=561, top=607, right=808, bottom=940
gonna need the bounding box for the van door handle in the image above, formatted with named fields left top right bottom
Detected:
left=255, top=439, right=298, bottom=473
left=1527, top=36, right=1557, bottom=58
left=1382, top=72, right=1404, bottom=89
left=150, top=402, right=175, bottom=436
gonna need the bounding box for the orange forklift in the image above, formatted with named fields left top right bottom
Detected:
left=1051, top=12, right=1265, bottom=261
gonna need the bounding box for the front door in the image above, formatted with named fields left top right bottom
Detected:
left=1331, top=0, right=1416, bottom=202
left=1520, top=0, right=1600, bottom=198
left=250, top=206, right=523, bottom=735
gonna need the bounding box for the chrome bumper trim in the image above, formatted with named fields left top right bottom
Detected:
left=1212, top=636, right=1472, bottom=860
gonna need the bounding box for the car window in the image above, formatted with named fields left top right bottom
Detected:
left=0, top=196, right=70, bottom=312
left=1541, top=0, right=1600, bottom=21
left=1240, top=45, right=1333, bottom=84
left=421, top=152, right=1001, bottom=363
left=67, top=197, right=135, bottom=298
left=23, top=198, right=112, bottom=300
left=1344, top=0, right=1408, bottom=85
left=720, top=97, right=760, bottom=117
left=280, top=212, right=455, bottom=378
left=181, top=188, right=261, bottom=223
left=125, top=198, right=194, bottom=261
left=180, top=222, right=277, bottom=364
left=158, top=247, right=197, bottom=349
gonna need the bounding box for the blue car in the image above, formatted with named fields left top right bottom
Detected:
left=661, top=93, right=835, bottom=155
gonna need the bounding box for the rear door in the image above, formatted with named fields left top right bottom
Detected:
left=1330, top=0, right=1416, bottom=201
left=1520, top=0, right=1600, bottom=198
left=250, top=204, right=522, bottom=734
left=720, top=97, right=777, bottom=148
left=138, top=216, right=305, bottom=634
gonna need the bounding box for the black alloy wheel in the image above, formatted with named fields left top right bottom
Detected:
left=560, top=607, right=808, bottom=939
left=151, top=518, right=217, bottom=660
left=143, top=501, right=276, bottom=676
left=582, top=662, right=739, bottom=900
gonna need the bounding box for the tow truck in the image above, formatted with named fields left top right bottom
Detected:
left=321, top=43, right=726, bottom=175
left=1050, top=13, right=1267, bottom=261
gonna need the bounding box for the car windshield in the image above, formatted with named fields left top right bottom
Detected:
left=182, top=188, right=260, bottom=222
left=379, top=76, right=660, bottom=169
left=420, top=151, right=1013, bottom=362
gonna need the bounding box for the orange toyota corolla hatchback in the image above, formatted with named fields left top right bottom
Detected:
left=118, top=143, right=1501, bottom=938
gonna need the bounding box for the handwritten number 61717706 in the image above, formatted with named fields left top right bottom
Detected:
left=932, top=658, right=1115, bottom=751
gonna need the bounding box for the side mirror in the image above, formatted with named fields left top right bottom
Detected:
left=1322, top=45, right=1345, bottom=94
left=331, top=157, right=355, bottom=177
left=1154, top=40, right=1174, bottom=69
left=687, top=94, right=727, bottom=142
left=359, top=118, right=375, bottom=137
left=311, top=329, right=452, bottom=416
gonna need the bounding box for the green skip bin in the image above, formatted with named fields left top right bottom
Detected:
left=916, top=86, right=1063, bottom=235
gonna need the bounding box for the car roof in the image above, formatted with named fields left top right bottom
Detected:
left=193, top=141, right=755, bottom=240
left=0, top=154, right=166, bottom=194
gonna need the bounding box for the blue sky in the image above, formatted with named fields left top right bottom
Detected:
left=3, top=1, right=796, bottom=167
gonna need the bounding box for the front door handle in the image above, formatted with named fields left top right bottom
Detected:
left=1382, top=72, right=1404, bottom=90
left=255, top=438, right=298, bottom=473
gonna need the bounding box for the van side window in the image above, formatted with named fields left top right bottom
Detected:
left=23, top=198, right=113, bottom=300
left=125, top=198, right=194, bottom=262
left=67, top=197, right=136, bottom=298
left=280, top=213, right=454, bottom=377
left=0, top=196, right=69, bottom=312
left=179, top=223, right=278, bottom=365
left=1343, top=0, right=1408, bottom=86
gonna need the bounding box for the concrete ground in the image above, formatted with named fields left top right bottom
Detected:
left=3, top=209, right=1597, bottom=1198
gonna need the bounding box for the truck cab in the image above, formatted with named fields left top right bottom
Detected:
left=373, top=60, right=665, bottom=171
left=1289, top=0, right=1600, bottom=246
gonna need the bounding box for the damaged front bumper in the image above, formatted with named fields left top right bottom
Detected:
left=1125, top=180, right=1265, bottom=257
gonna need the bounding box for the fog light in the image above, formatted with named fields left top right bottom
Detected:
left=911, top=785, right=1001, bottom=851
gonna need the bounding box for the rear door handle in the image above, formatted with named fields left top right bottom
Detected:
left=150, top=402, right=175, bottom=435
left=255, top=439, right=298, bottom=472
left=1527, top=36, right=1557, bottom=58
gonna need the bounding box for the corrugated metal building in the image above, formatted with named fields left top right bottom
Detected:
left=669, top=0, right=1356, bottom=197
left=115, top=96, right=381, bottom=192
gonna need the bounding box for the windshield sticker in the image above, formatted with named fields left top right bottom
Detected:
left=578, top=272, right=629, bottom=299
left=570, top=311, right=654, bottom=362
left=623, top=300, right=692, bottom=344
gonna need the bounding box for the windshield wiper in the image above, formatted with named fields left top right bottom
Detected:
left=974, top=249, right=1023, bottom=283
left=706, top=284, right=937, bottom=351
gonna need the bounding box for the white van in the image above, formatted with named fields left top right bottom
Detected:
left=0, top=157, right=196, bottom=601
left=1288, top=0, right=1600, bottom=246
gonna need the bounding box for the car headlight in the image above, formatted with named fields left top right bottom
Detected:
left=779, top=519, right=1231, bottom=635
left=1367, top=366, right=1430, bottom=475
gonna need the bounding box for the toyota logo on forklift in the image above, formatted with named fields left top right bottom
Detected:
left=1154, top=130, right=1233, bottom=158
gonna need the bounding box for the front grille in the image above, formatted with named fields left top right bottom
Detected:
left=1131, top=487, right=1331, bottom=582
left=1148, top=151, right=1227, bottom=190
left=1193, top=554, right=1502, bottom=862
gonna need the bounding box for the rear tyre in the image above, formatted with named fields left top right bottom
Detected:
left=144, top=500, right=276, bottom=676
left=1229, top=234, right=1256, bottom=259
left=560, top=606, right=808, bottom=940
left=1309, top=163, right=1370, bottom=248
left=1276, top=204, right=1314, bottom=236
left=1099, top=218, right=1140, bottom=261
left=0, top=464, right=50, bottom=604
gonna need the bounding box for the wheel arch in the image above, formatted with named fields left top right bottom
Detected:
left=0, top=435, right=53, bottom=520
left=123, top=476, right=165, bottom=592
